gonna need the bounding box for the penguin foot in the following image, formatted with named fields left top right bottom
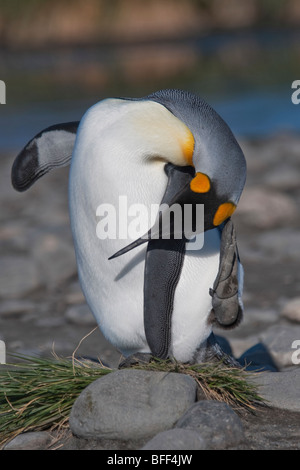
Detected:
left=118, top=352, right=153, bottom=369
left=194, top=333, right=241, bottom=368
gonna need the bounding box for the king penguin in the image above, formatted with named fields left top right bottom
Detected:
left=11, top=89, right=246, bottom=365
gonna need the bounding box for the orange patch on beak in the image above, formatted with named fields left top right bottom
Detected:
left=190, top=172, right=211, bottom=193
left=213, top=202, right=236, bottom=226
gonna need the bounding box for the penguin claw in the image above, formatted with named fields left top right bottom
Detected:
left=118, top=352, right=153, bottom=369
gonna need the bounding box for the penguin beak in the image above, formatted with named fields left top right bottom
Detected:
left=108, top=185, right=192, bottom=260
left=109, top=165, right=234, bottom=260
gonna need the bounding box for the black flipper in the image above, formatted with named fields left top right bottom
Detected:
left=11, top=121, right=79, bottom=192
left=144, top=238, right=186, bottom=359
left=143, top=164, right=196, bottom=359
left=209, top=218, right=243, bottom=329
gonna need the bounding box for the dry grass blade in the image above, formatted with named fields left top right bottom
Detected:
left=131, top=358, right=265, bottom=411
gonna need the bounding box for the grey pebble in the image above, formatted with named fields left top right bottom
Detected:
left=175, top=400, right=245, bottom=450
left=0, top=255, right=41, bottom=299
left=65, top=280, right=86, bottom=305
left=250, top=369, right=300, bottom=412
left=65, top=303, right=96, bottom=326
left=225, top=307, right=279, bottom=337
left=264, top=165, right=300, bottom=191
left=237, top=187, right=298, bottom=229
left=255, top=229, right=300, bottom=260
left=281, top=297, right=300, bottom=323
left=70, top=369, right=197, bottom=441
left=31, top=234, right=77, bottom=288
left=141, top=428, right=206, bottom=450
left=4, top=431, right=53, bottom=450
left=0, top=299, right=35, bottom=316
left=259, top=324, right=300, bottom=368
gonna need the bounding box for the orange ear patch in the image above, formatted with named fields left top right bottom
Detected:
left=190, top=172, right=211, bottom=193
left=213, top=202, right=236, bottom=226
left=182, top=129, right=195, bottom=166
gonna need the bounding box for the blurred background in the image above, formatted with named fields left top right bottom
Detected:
left=1, top=0, right=300, bottom=149
left=0, top=0, right=300, bottom=365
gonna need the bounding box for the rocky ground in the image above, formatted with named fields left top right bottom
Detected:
left=0, top=132, right=300, bottom=450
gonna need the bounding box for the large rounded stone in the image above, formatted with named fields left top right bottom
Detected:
left=259, top=324, right=300, bottom=368
left=250, top=369, right=300, bottom=412
left=69, top=369, right=197, bottom=440
left=176, top=400, right=245, bottom=449
left=141, top=428, right=206, bottom=450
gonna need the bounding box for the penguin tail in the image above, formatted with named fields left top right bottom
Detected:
left=11, top=121, right=79, bottom=192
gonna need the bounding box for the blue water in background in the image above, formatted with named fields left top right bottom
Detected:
left=1, top=101, right=86, bottom=152
left=1, top=29, right=300, bottom=152
left=2, top=89, right=299, bottom=152
left=214, top=89, right=300, bottom=137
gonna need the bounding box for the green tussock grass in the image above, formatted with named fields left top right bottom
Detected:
left=0, top=352, right=111, bottom=448
left=134, top=358, right=265, bottom=410
left=0, top=352, right=265, bottom=449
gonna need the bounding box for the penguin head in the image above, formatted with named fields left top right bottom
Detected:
left=147, top=89, right=247, bottom=232
left=109, top=89, right=247, bottom=259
